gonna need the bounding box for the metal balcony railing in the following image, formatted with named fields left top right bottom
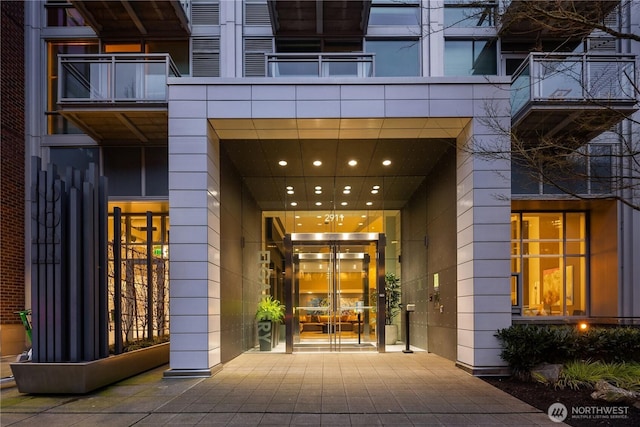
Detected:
left=58, top=54, right=180, bottom=104
left=266, top=53, right=375, bottom=78
left=511, top=53, right=637, bottom=118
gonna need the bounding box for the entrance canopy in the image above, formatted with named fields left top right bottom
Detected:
left=213, top=117, right=470, bottom=212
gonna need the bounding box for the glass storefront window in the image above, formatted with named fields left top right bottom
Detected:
left=444, top=40, right=497, bottom=76
left=366, top=39, right=420, bottom=77
left=512, top=212, right=587, bottom=317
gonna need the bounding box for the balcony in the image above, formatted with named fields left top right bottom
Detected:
left=57, top=54, right=180, bottom=144
left=70, top=0, right=190, bottom=38
left=267, top=0, right=371, bottom=36
left=266, top=53, right=375, bottom=78
left=499, top=0, right=618, bottom=46
left=511, top=53, right=638, bottom=143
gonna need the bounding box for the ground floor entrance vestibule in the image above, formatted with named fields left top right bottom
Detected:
left=284, top=233, right=386, bottom=353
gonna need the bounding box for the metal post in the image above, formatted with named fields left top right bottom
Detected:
left=146, top=211, right=153, bottom=340
left=114, top=207, right=123, bottom=354
left=403, top=304, right=414, bottom=354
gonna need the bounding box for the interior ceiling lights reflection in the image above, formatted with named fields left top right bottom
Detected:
left=366, top=201, right=373, bottom=206
left=348, top=160, right=357, bottom=166
left=313, top=160, right=322, bottom=166
left=291, top=202, right=297, bottom=206
left=315, top=202, right=322, bottom=206
left=382, top=159, right=391, bottom=166
left=279, top=160, right=287, bottom=166
left=341, top=202, right=348, bottom=206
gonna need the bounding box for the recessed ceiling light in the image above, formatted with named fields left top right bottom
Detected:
left=290, top=202, right=297, bottom=206
left=286, top=186, right=294, bottom=190
left=315, top=186, right=322, bottom=190
left=279, top=160, right=288, bottom=166
left=358, top=222, right=364, bottom=226
left=382, top=159, right=391, bottom=166
left=341, top=202, right=348, bottom=206
left=366, top=201, right=373, bottom=206
left=315, top=202, right=322, bottom=206
left=361, top=215, right=366, bottom=218
left=297, top=223, right=302, bottom=226
left=287, top=190, right=294, bottom=195
left=315, top=190, right=322, bottom=194
left=371, top=189, right=379, bottom=194
left=372, top=185, right=380, bottom=190
left=313, top=160, right=322, bottom=166
left=348, top=160, right=357, bottom=166
left=344, top=185, right=351, bottom=190
left=343, top=189, right=350, bottom=194
left=317, top=223, right=322, bottom=226
left=295, top=215, right=300, bottom=218
left=338, top=223, right=343, bottom=226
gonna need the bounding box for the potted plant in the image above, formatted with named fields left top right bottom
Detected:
left=255, top=296, right=285, bottom=351
left=384, top=272, right=401, bottom=345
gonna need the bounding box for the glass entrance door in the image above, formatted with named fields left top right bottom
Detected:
left=284, top=233, right=385, bottom=353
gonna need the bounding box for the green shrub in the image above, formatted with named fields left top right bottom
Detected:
left=495, top=325, right=577, bottom=376
left=495, top=325, right=640, bottom=376
left=576, top=327, right=640, bottom=363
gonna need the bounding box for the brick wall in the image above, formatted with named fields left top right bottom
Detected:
left=1, top=0, right=26, bottom=326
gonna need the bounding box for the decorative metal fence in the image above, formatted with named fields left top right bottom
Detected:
left=29, top=157, right=169, bottom=362
left=108, top=212, right=169, bottom=354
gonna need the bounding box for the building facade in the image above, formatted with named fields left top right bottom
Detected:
left=5, top=0, right=639, bottom=376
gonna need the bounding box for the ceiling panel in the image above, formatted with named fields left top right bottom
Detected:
left=215, top=117, right=462, bottom=212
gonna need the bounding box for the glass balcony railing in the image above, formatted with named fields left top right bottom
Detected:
left=58, top=54, right=180, bottom=104
left=266, top=53, right=375, bottom=78
left=511, top=53, right=637, bottom=118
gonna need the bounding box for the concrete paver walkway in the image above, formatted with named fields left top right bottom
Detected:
left=1, top=351, right=560, bottom=426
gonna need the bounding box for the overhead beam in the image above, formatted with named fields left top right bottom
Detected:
left=121, top=0, right=148, bottom=35
left=169, top=0, right=191, bottom=33
left=116, top=112, right=149, bottom=143
left=316, top=0, right=323, bottom=34
left=70, top=1, right=102, bottom=33
left=64, top=112, right=104, bottom=142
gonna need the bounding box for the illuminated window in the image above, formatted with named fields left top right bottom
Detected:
left=511, top=212, right=587, bottom=317
left=47, top=42, right=99, bottom=134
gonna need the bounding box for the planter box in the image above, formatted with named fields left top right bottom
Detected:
left=10, top=342, right=169, bottom=394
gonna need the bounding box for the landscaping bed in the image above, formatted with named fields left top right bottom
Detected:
left=483, top=376, right=640, bottom=426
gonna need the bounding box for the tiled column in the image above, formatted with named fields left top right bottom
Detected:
left=455, top=84, right=512, bottom=375
left=165, top=84, right=221, bottom=376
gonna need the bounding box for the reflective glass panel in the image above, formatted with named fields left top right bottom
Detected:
left=444, top=40, right=497, bottom=75
left=366, top=39, right=420, bottom=77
